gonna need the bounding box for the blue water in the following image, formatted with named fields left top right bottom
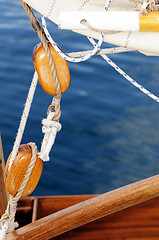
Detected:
left=1, top=0, right=159, bottom=196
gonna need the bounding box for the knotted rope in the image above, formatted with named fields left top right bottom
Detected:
left=129, top=0, right=159, bottom=15
left=39, top=102, right=62, bottom=161
left=0, top=143, right=38, bottom=237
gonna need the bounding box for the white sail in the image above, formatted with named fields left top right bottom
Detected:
left=23, top=0, right=159, bottom=56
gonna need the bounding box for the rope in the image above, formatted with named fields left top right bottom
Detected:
left=39, top=0, right=116, bottom=62
left=40, top=0, right=159, bottom=103
left=40, top=0, right=117, bottom=63
left=8, top=71, right=38, bottom=171
left=0, top=1, right=65, bottom=236
left=39, top=102, right=62, bottom=161
left=67, top=47, right=132, bottom=57
left=129, top=0, right=159, bottom=15
left=85, top=1, right=159, bottom=103
left=80, top=19, right=119, bottom=34
left=42, top=15, right=104, bottom=63
left=8, top=0, right=63, bottom=171
left=19, top=0, right=62, bottom=121
left=0, top=220, right=11, bottom=240
left=104, top=0, right=113, bottom=10
left=88, top=37, right=159, bottom=103
left=2, top=0, right=158, bottom=234
left=0, top=143, right=38, bottom=234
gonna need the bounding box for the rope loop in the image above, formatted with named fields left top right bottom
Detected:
left=41, top=15, right=104, bottom=63
left=0, top=220, right=11, bottom=233
left=0, top=220, right=11, bottom=240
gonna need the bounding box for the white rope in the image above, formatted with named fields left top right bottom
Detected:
left=88, top=37, right=159, bottom=102
left=85, top=1, right=159, bottom=103
left=89, top=0, right=159, bottom=102
left=0, top=220, right=11, bottom=240
left=104, top=0, right=113, bottom=10
left=8, top=71, right=38, bottom=171
left=40, top=0, right=131, bottom=62
left=40, top=0, right=127, bottom=63
left=41, top=15, right=104, bottom=63
left=39, top=104, right=62, bottom=161
left=38, top=0, right=112, bottom=160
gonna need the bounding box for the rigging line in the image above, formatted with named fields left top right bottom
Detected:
left=104, top=0, right=113, bottom=11
left=88, top=37, right=159, bottom=103
left=8, top=71, right=38, bottom=171
left=86, top=0, right=159, bottom=103
left=41, top=15, right=104, bottom=63
left=67, top=47, right=132, bottom=57
left=41, top=0, right=116, bottom=62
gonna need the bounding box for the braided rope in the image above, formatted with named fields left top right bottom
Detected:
left=0, top=143, right=38, bottom=233
left=88, top=37, right=159, bottom=103
left=85, top=1, right=159, bottom=103
left=40, top=0, right=116, bottom=62
left=41, top=0, right=159, bottom=103
left=42, top=15, right=104, bottom=63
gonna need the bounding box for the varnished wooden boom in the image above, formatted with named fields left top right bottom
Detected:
left=6, top=174, right=159, bottom=240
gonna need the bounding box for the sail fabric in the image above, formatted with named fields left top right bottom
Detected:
left=23, top=0, right=159, bottom=56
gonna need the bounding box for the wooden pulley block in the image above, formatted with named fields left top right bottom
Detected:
left=33, top=42, right=71, bottom=95
left=4, top=144, right=43, bottom=197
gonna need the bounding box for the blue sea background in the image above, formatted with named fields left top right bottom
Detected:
left=1, top=0, right=159, bottom=196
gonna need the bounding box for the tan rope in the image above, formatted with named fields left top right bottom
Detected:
left=81, top=19, right=119, bottom=34
left=67, top=47, right=132, bottom=57
left=0, top=143, right=38, bottom=232
left=19, top=0, right=61, bottom=121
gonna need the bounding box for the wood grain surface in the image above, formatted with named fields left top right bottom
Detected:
left=6, top=174, right=159, bottom=239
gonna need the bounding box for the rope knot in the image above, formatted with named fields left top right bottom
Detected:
left=39, top=111, right=62, bottom=161
left=42, top=119, right=62, bottom=134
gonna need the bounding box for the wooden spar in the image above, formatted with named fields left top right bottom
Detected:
left=6, top=173, right=159, bottom=240
left=59, top=11, right=159, bottom=32
left=0, top=135, right=9, bottom=216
